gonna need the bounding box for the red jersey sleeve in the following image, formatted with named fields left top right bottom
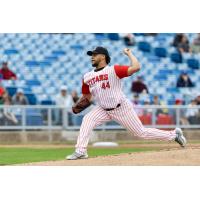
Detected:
left=114, top=65, right=129, bottom=79
left=82, top=79, right=90, bottom=94
left=10, top=71, right=17, bottom=79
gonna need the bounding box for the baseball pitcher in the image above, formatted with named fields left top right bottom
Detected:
left=67, top=47, right=186, bottom=160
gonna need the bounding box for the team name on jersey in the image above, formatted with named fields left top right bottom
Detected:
left=86, top=74, right=108, bottom=86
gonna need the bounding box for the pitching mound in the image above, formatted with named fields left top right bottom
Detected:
left=22, top=147, right=200, bottom=166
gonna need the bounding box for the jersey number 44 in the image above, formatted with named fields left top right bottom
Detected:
left=101, top=81, right=110, bottom=89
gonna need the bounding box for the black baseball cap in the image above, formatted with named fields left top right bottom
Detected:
left=87, top=46, right=111, bottom=64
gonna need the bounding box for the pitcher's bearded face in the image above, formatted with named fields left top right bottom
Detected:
left=91, top=54, right=105, bottom=67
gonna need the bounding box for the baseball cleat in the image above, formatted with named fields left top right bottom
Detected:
left=175, top=128, right=187, bottom=147
left=66, top=152, right=88, bottom=160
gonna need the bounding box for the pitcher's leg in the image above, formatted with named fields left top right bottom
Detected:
left=75, top=106, right=111, bottom=154
left=113, top=101, right=176, bottom=141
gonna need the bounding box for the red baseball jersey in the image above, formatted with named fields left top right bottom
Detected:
left=82, top=65, right=129, bottom=109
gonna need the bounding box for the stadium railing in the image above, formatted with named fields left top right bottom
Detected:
left=0, top=105, right=200, bottom=130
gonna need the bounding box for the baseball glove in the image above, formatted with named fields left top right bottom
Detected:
left=72, top=96, right=91, bottom=114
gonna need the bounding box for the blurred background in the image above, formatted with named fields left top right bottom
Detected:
left=0, top=33, right=200, bottom=141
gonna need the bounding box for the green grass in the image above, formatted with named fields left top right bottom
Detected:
left=0, top=147, right=160, bottom=165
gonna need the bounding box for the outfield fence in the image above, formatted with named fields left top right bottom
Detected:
left=0, top=105, right=200, bottom=130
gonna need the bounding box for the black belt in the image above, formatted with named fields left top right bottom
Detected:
left=104, top=104, right=121, bottom=111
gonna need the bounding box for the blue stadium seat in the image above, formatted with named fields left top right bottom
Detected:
left=159, top=69, right=173, bottom=75
left=147, top=55, right=160, bottom=63
left=154, top=74, right=167, bottom=80
left=155, top=35, right=166, bottom=42
left=23, top=87, right=32, bottom=93
left=134, top=33, right=145, bottom=36
left=166, top=87, right=179, bottom=93
left=107, top=33, right=120, bottom=41
left=25, top=93, right=37, bottom=105
left=45, top=56, right=58, bottom=62
left=170, top=52, right=182, bottom=63
left=4, top=49, right=19, bottom=55
left=94, top=33, right=107, bottom=40
left=70, top=44, right=84, bottom=51
left=26, top=61, right=39, bottom=67
left=184, top=69, right=194, bottom=75
left=138, top=41, right=151, bottom=52
left=173, top=70, right=182, bottom=76
left=187, top=58, right=199, bottom=69
left=154, top=47, right=167, bottom=57
left=38, top=61, right=51, bottom=67
left=41, top=100, right=55, bottom=105
left=6, top=87, right=17, bottom=96
left=52, top=50, right=65, bottom=56
left=167, top=99, right=175, bottom=105
left=26, top=80, right=41, bottom=86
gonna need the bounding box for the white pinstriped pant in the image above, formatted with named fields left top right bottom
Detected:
left=75, top=100, right=176, bottom=154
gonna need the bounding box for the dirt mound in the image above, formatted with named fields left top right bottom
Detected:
left=22, top=147, right=200, bottom=166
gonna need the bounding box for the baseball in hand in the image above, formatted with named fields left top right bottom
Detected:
left=123, top=48, right=132, bottom=56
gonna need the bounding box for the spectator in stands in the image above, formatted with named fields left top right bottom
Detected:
left=175, top=99, right=188, bottom=125
left=0, top=86, right=5, bottom=106
left=120, top=33, right=135, bottom=46
left=140, top=90, right=150, bottom=103
left=143, top=99, right=152, bottom=115
left=144, top=33, right=157, bottom=36
left=172, top=33, right=184, bottom=47
left=191, top=33, right=200, bottom=53
left=0, top=85, right=5, bottom=97
left=133, top=94, right=151, bottom=115
left=176, top=72, right=194, bottom=88
left=54, top=85, right=73, bottom=125
left=1, top=90, right=11, bottom=102
left=132, top=94, right=140, bottom=105
left=71, top=90, right=79, bottom=104
left=1, top=91, right=18, bottom=124
left=131, top=94, right=143, bottom=116
left=0, top=95, right=3, bottom=105
left=56, top=86, right=73, bottom=107
left=195, top=95, right=200, bottom=105
left=152, top=95, right=159, bottom=105
left=151, top=95, right=164, bottom=116
left=0, top=86, right=5, bottom=123
left=12, top=88, right=29, bottom=105
left=131, top=76, right=148, bottom=94
left=0, top=62, right=17, bottom=80
left=0, top=73, right=3, bottom=81
left=185, top=99, right=200, bottom=124
left=177, top=35, right=192, bottom=53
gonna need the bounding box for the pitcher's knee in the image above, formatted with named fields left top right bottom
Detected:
left=132, top=127, right=147, bottom=138
left=82, top=115, right=89, bottom=122
left=82, top=115, right=95, bottom=127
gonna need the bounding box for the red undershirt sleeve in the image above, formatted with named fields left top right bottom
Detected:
left=114, top=65, right=129, bottom=79
left=82, top=79, right=90, bottom=94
